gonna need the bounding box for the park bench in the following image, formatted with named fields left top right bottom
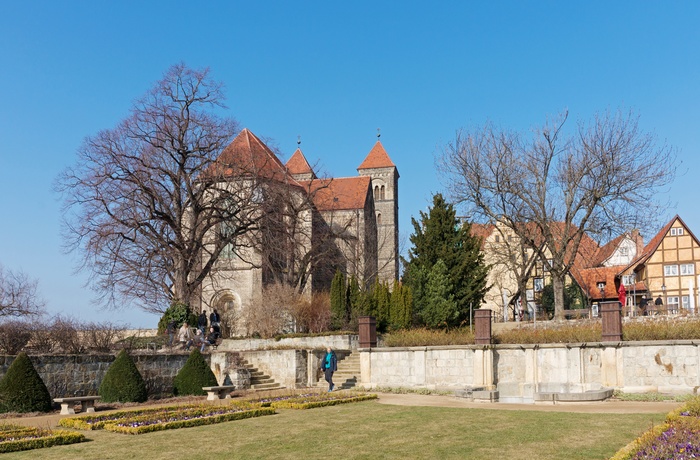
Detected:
left=202, top=385, right=235, bottom=400
left=54, top=396, right=101, bottom=415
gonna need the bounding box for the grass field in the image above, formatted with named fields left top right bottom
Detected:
left=4, top=401, right=667, bottom=460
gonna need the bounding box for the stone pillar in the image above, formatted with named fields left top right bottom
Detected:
left=601, top=301, right=623, bottom=342
left=359, top=316, right=377, bottom=348
left=474, top=309, right=492, bottom=345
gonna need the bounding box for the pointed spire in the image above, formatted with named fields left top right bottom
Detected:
left=358, top=139, right=395, bottom=170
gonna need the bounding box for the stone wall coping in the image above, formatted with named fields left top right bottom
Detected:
left=359, top=339, right=700, bottom=353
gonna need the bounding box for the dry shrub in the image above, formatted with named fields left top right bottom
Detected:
left=28, top=324, right=55, bottom=353
left=383, top=327, right=475, bottom=347
left=82, top=321, right=125, bottom=352
left=495, top=321, right=601, bottom=344
left=623, top=317, right=700, bottom=341
left=243, top=284, right=295, bottom=338
left=290, top=292, right=331, bottom=333
left=0, top=321, right=32, bottom=354
left=50, top=316, right=85, bottom=354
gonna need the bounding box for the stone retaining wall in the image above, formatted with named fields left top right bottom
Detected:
left=0, top=353, right=190, bottom=399
left=359, top=340, right=700, bottom=402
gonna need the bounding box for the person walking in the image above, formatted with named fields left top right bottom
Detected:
left=322, top=347, right=338, bottom=392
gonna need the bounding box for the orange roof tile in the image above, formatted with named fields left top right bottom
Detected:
left=358, top=141, right=395, bottom=170
left=576, top=266, right=624, bottom=300
left=301, top=177, right=372, bottom=211
left=594, top=234, right=625, bottom=266
left=286, top=148, right=314, bottom=176
left=470, top=224, right=495, bottom=249
left=211, top=129, right=296, bottom=183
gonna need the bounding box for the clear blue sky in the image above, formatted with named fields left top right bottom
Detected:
left=1, top=1, right=698, bottom=328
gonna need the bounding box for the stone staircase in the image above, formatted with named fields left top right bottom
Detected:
left=316, top=351, right=360, bottom=390
left=239, top=357, right=284, bottom=391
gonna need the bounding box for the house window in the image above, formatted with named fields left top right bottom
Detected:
left=667, top=296, right=680, bottom=312
left=508, top=235, right=514, bottom=242
left=670, top=228, right=684, bottom=236
left=374, top=185, right=379, bottom=200
left=597, top=282, right=606, bottom=291
left=682, top=296, right=690, bottom=309
left=664, top=265, right=679, bottom=276
left=534, top=278, right=544, bottom=292
left=495, top=235, right=500, bottom=242
left=377, top=213, right=382, bottom=225
left=620, top=247, right=629, bottom=256
left=622, top=274, right=635, bottom=285
left=380, top=185, right=386, bottom=200
left=681, top=264, right=695, bottom=276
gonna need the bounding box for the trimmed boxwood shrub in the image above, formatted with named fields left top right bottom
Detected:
left=99, top=350, right=148, bottom=403
left=173, top=349, right=217, bottom=396
left=0, top=352, right=52, bottom=413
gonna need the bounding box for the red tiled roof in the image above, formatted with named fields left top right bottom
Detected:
left=286, top=148, right=314, bottom=176
left=470, top=224, right=495, bottom=249
left=211, top=129, right=296, bottom=183
left=301, top=177, right=372, bottom=211
left=619, top=216, right=678, bottom=273
left=358, top=141, right=395, bottom=170
left=576, top=266, right=624, bottom=300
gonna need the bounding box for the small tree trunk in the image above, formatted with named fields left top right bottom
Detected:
left=552, top=272, right=566, bottom=321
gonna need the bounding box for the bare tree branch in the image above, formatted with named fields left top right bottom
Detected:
left=0, top=264, right=45, bottom=318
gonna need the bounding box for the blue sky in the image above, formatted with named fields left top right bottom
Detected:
left=1, top=1, right=698, bottom=328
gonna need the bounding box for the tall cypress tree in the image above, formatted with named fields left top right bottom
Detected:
left=330, top=270, right=347, bottom=330
left=402, top=193, right=489, bottom=327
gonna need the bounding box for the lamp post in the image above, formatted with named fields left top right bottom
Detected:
left=662, top=284, right=667, bottom=315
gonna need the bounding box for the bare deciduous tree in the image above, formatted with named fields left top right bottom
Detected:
left=0, top=264, right=45, bottom=318
left=441, top=110, right=676, bottom=320
left=57, top=64, right=266, bottom=313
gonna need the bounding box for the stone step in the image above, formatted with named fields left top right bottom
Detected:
left=251, top=382, right=283, bottom=390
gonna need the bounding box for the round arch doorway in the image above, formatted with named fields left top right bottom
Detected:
left=211, top=291, right=241, bottom=338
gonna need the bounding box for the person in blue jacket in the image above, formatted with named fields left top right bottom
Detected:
left=322, top=347, right=338, bottom=391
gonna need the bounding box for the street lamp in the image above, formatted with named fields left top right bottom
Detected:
left=662, top=284, right=667, bottom=315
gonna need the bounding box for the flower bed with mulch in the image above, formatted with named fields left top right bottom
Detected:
left=253, top=391, right=377, bottom=410
left=0, top=423, right=86, bottom=453
left=610, top=396, right=700, bottom=459
left=59, top=402, right=273, bottom=435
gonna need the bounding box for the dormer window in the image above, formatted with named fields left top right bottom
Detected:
left=670, top=227, right=684, bottom=236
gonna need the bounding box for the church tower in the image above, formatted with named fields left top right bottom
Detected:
left=358, top=139, right=399, bottom=283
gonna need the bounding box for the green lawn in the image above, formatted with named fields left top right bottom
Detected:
left=5, top=401, right=666, bottom=460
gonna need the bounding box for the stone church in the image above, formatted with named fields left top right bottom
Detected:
left=198, top=129, right=399, bottom=333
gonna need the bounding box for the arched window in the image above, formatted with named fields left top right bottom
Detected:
left=374, top=185, right=379, bottom=199
left=380, top=185, right=385, bottom=200
left=377, top=213, right=382, bottom=225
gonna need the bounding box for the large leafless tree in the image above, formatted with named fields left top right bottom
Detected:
left=0, top=264, right=45, bottom=318
left=440, top=110, right=676, bottom=320
left=57, top=64, right=267, bottom=314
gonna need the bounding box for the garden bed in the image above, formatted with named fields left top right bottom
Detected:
left=253, top=391, right=377, bottom=409
left=59, top=401, right=273, bottom=434
left=0, top=423, right=86, bottom=453
left=611, top=396, right=700, bottom=459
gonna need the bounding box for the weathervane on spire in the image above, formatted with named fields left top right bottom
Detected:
left=377, top=128, right=381, bottom=139
left=297, top=135, right=301, bottom=146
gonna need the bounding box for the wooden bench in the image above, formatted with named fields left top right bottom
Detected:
left=54, top=396, right=101, bottom=415
left=202, top=385, right=235, bottom=400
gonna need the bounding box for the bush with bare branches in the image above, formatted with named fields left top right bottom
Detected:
left=82, top=321, right=125, bottom=352
left=0, top=320, right=32, bottom=354
left=49, top=316, right=85, bottom=354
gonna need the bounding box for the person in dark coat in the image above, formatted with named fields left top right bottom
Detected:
left=198, top=310, right=208, bottom=333
left=321, top=347, right=338, bottom=392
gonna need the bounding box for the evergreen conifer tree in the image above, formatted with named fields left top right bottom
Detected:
left=173, top=349, right=217, bottom=396
left=403, top=193, right=489, bottom=327
left=330, top=270, right=347, bottom=330
left=423, top=260, right=458, bottom=328
left=0, top=352, right=52, bottom=413
left=99, top=349, right=148, bottom=403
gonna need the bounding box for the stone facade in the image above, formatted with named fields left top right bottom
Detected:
left=199, top=130, right=399, bottom=336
